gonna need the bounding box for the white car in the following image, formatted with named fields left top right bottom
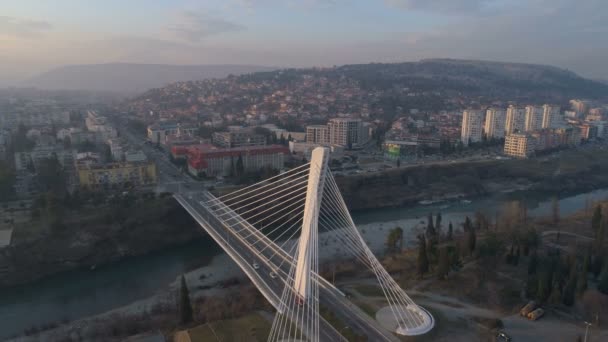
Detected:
left=253, top=262, right=260, bottom=270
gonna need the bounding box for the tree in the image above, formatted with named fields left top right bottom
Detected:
left=417, top=235, right=429, bottom=279
left=386, top=227, right=403, bottom=253
left=528, top=251, right=538, bottom=275
left=236, top=154, right=245, bottom=177
left=598, top=264, right=608, bottom=295
left=562, top=274, right=577, bottom=306
left=435, top=212, right=442, bottom=235
left=426, top=213, right=436, bottom=236
left=447, top=222, right=453, bottom=241
left=514, top=245, right=520, bottom=266
left=0, top=161, right=15, bottom=199
left=229, top=156, right=236, bottom=177
left=551, top=196, right=560, bottom=226
left=537, top=267, right=553, bottom=302
left=179, top=275, right=193, bottom=324
left=548, top=283, right=562, bottom=305
left=466, top=224, right=477, bottom=255
left=36, top=155, right=67, bottom=196
left=576, top=268, right=588, bottom=296
left=463, top=216, right=472, bottom=232
left=592, top=205, right=602, bottom=233
left=595, top=220, right=606, bottom=252
left=436, top=247, right=449, bottom=280
left=552, top=196, right=561, bottom=243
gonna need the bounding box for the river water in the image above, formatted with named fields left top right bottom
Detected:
left=1, top=188, right=608, bottom=339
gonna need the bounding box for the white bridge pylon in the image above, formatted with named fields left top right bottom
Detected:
left=293, top=147, right=328, bottom=301
left=187, top=147, right=433, bottom=342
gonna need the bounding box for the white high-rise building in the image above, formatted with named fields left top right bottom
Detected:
left=327, top=118, right=368, bottom=148
left=484, top=108, right=506, bottom=139
left=461, top=110, right=484, bottom=146
left=306, top=125, right=330, bottom=144
left=524, top=106, right=543, bottom=132
left=542, top=104, right=561, bottom=129
left=506, top=105, right=526, bottom=135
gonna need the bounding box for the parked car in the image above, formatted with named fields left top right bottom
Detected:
left=527, top=308, right=545, bottom=321
left=520, top=301, right=537, bottom=317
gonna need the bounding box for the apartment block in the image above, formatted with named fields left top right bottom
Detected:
left=461, top=110, right=484, bottom=146
left=484, top=108, right=506, bottom=139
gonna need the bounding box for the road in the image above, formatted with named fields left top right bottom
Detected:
left=176, top=191, right=400, bottom=342
left=109, top=114, right=210, bottom=192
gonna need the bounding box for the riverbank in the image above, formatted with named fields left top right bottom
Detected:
left=4, top=186, right=608, bottom=339
left=3, top=147, right=608, bottom=288
left=0, top=196, right=203, bottom=288
left=336, top=146, right=608, bottom=210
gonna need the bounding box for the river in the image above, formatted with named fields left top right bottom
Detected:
left=2, top=188, right=608, bottom=339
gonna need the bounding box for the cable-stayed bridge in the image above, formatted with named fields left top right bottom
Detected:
left=174, top=147, right=433, bottom=341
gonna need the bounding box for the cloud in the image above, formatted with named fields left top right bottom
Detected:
left=384, top=0, right=494, bottom=13
left=167, top=10, right=245, bottom=43
left=0, top=16, right=52, bottom=38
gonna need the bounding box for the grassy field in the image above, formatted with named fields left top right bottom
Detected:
left=187, top=313, right=271, bottom=342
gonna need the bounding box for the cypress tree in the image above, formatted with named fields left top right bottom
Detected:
left=592, top=205, right=602, bottom=232
left=466, top=225, right=477, bottom=255
left=598, top=264, right=608, bottom=295
left=436, top=247, right=449, bottom=280
left=179, top=275, right=193, bottom=324
left=236, top=154, right=245, bottom=177
left=562, top=274, right=577, bottom=306
left=417, top=235, right=429, bottom=279
left=463, top=216, right=472, bottom=232
left=576, top=268, right=588, bottom=296
left=514, top=245, right=520, bottom=266
left=436, top=212, right=442, bottom=234
left=427, top=213, right=436, bottom=236
left=447, top=222, right=453, bottom=241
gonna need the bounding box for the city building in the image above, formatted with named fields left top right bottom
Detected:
left=306, top=125, right=330, bottom=144
left=504, top=134, right=536, bottom=159
left=212, top=129, right=266, bottom=148
left=77, top=162, right=157, bottom=190
left=107, top=139, right=124, bottom=161
left=460, top=110, right=484, bottom=146
left=186, top=144, right=288, bottom=177
left=505, top=106, right=526, bottom=135
left=328, top=118, right=369, bottom=148
left=542, top=104, right=561, bottom=129
left=570, top=99, right=590, bottom=115
left=147, top=122, right=197, bottom=145
left=555, top=127, right=581, bottom=146
left=524, top=106, right=543, bottom=132
left=579, top=124, right=598, bottom=141
left=124, top=150, right=148, bottom=163
left=484, top=108, right=506, bottom=139
left=288, top=141, right=344, bottom=160
left=76, top=152, right=101, bottom=167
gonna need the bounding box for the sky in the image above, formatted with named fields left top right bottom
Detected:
left=0, top=0, right=607, bottom=83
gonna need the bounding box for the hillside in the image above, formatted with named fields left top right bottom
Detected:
left=23, top=63, right=277, bottom=93
left=127, top=59, right=608, bottom=124
left=330, top=59, right=608, bottom=99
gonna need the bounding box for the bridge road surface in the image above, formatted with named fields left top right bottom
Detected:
left=176, top=191, right=400, bottom=342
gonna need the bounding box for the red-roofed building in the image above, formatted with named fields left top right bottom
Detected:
left=185, top=144, right=289, bottom=177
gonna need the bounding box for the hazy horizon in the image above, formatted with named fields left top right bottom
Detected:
left=1, top=0, right=607, bottom=86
